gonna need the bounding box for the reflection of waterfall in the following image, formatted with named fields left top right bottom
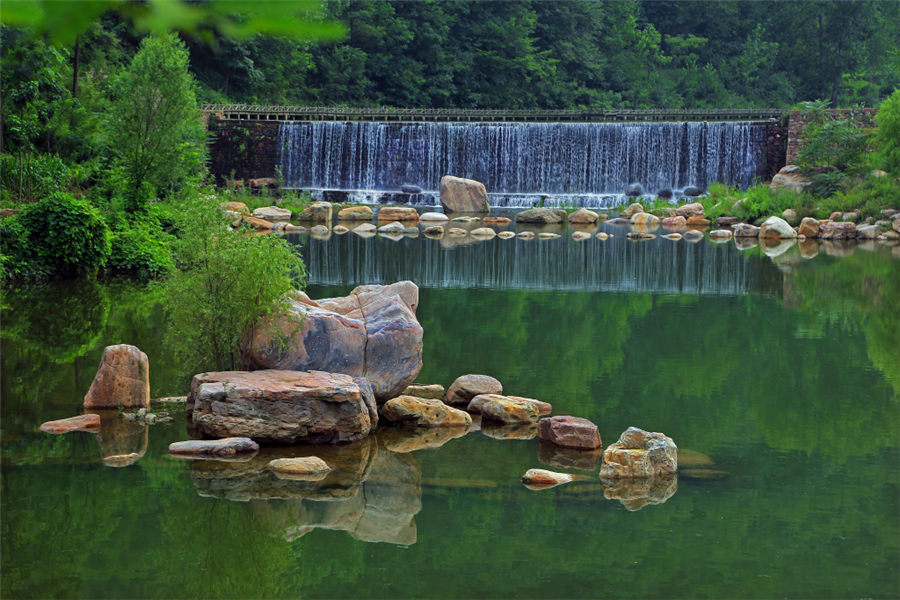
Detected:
left=296, top=230, right=770, bottom=296
left=279, top=121, right=765, bottom=206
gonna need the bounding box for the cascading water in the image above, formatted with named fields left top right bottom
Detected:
left=278, top=121, right=766, bottom=208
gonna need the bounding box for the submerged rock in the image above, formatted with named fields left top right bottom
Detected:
left=682, top=230, right=704, bottom=242
left=188, top=370, right=378, bottom=444
left=445, top=374, right=503, bottom=407
left=481, top=422, right=538, bottom=440
left=522, top=468, right=573, bottom=489
left=382, top=396, right=472, bottom=428
left=169, top=438, right=260, bottom=458
left=600, top=427, right=677, bottom=478
left=440, top=175, right=490, bottom=213
left=241, top=282, right=423, bottom=402
left=40, top=414, right=101, bottom=434
left=84, top=344, right=150, bottom=410
left=538, top=416, right=602, bottom=450
left=572, top=231, right=592, bottom=241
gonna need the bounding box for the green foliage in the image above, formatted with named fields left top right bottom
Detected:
left=814, top=174, right=900, bottom=220
left=106, top=32, right=205, bottom=209
left=875, top=88, right=900, bottom=174
left=4, top=192, right=111, bottom=280
left=0, top=153, right=69, bottom=203
left=159, top=189, right=307, bottom=372
left=796, top=101, right=874, bottom=191
left=105, top=216, right=174, bottom=279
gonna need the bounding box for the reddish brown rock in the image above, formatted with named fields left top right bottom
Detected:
left=188, top=370, right=377, bottom=444
left=382, top=396, right=472, bottom=427
left=40, top=414, right=101, bottom=434
left=661, top=215, right=687, bottom=228
left=444, top=374, right=502, bottom=407
left=84, top=345, right=150, bottom=409
left=600, top=427, right=677, bottom=478
left=169, top=437, right=260, bottom=457
left=440, top=175, right=490, bottom=213
left=538, top=416, right=602, bottom=450
left=241, top=282, right=423, bottom=402
left=377, top=206, right=420, bottom=222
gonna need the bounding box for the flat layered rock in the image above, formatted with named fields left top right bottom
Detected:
left=268, top=456, right=331, bottom=475
left=479, top=396, right=540, bottom=425
left=84, top=345, right=150, bottom=409
left=515, top=208, right=566, bottom=224
left=169, top=437, right=260, bottom=457
left=188, top=370, right=378, bottom=444
left=377, top=207, right=419, bottom=222
left=382, top=396, right=472, bottom=427
left=252, top=206, right=291, bottom=223
left=445, top=374, right=503, bottom=407
left=338, top=206, right=374, bottom=221
left=599, top=426, right=677, bottom=479
left=40, top=414, right=101, bottom=434
left=402, top=384, right=445, bottom=400
left=538, top=415, right=602, bottom=450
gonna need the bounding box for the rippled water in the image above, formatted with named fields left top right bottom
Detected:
left=2, top=216, right=898, bottom=599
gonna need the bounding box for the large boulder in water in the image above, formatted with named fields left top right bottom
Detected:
left=84, top=345, right=150, bottom=409
left=296, top=202, right=333, bottom=223
left=759, top=216, right=798, bottom=239
left=440, top=175, right=490, bottom=213
left=240, top=282, right=423, bottom=402
left=600, top=427, right=677, bottom=478
left=187, top=370, right=378, bottom=444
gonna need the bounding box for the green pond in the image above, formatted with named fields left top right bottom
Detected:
left=2, top=215, right=899, bottom=599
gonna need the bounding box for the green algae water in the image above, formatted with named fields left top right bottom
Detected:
left=2, top=219, right=898, bottom=599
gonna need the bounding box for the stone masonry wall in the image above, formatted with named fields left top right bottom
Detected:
left=206, top=117, right=281, bottom=186
left=786, top=108, right=877, bottom=165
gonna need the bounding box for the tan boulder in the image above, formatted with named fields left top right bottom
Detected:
left=798, top=217, right=820, bottom=238
left=599, top=427, right=677, bottom=478
left=498, top=231, right=515, bottom=239
left=440, top=175, right=490, bottom=213
left=245, top=216, right=274, bottom=230
left=709, top=229, right=733, bottom=241
left=268, top=457, right=332, bottom=476
left=674, top=203, right=704, bottom=218
left=470, top=227, right=496, bottom=238
left=188, top=370, right=377, bottom=444
left=596, top=232, right=609, bottom=240
left=516, top=208, right=567, bottom=224
left=568, top=208, right=600, bottom=224
left=479, top=396, right=539, bottom=425
left=483, top=217, right=511, bottom=225
left=759, top=216, right=797, bottom=239
left=521, top=468, right=573, bottom=489
left=402, top=384, right=445, bottom=400
left=296, top=201, right=333, bottom=222
left=377, top=206, right=420, bottom=222
left=338, top=206, right=374, bottom=221
left=661, top=215, right=687, bottom=228
left=538, top=415, right=602, bottom=450
left=820, top=221, right=857, bottom=240
left=619, top=203, right=644, bottom=219
left=252, top=206, right=292, bottom=223
left=445, top=374, right=502, bottom=407
left=84, top=345, right=150, bottom=409
left=686, top=215, right=710, bottom=226
left=630, top=212, right=660, bottom=227
left=829, top=211, right=843, bottom=221
left=508, top=395, right=552, bottom=415
left=770, top=165, right=810, bottom=194
left=662, top=233, right=682, bottom=240
left=218, top=201, right=250, bottom=217
left=733, top=223, right=760, bottom=237
left=383, top=396, right=472, bottom=427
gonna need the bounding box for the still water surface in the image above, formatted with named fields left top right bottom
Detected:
left=2, top=218, right=898, bottom=599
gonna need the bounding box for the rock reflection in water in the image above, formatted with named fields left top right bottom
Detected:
left=601, top=476, right=677, bottom=511
left=481, top=422, right=538, bottom=440
left=90, top=409, right=147, bottom=467
left=537, top=442, right=602, bottom=471
left=381, top=424, right=471, bottom=453
left=189, top=435, right=422, bottom=545
left=760, top=237, right=797, bottom=258
left=734, top=236, right=759, bottom=251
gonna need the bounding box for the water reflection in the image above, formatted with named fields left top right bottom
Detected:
left=187, top=436, right=422, bottom=545
left=601, top=475, right=678, bottom=511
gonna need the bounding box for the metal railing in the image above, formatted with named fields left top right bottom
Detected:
left=201, top=104, right=785, bottom=123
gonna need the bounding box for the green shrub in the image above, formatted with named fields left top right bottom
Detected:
left=816, top=174, right=900, bottom=220
left=875, top=88, right=900, bottom=175
left=15, top=192, right=111, bottom=278
left=106, top=218, right=174, bottom=279
left=0, top=153, right=69, bottom=202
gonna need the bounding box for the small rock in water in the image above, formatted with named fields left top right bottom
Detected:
left=607, top=218, right=629, bottom=225
left=568, top=208, right=600, bottom=224
left=679, top=469, right=730, bottom=480
left=452, top=216, right=480, bottom=223
left=479, top=396, right=540, bottom=425
left=419, top=212, right=449, bottom=222
left=596, top=232, right=609, bottom=240
left=662, top=233, right=682, bottom=240
left=537, top=232, right=560, bottom=239
left=445, top=374, right=503, bottom=407
left=483, top=217, right=511, bottom=225
left=572, top=231, right=591, bottom=241
left=448, top=227, right=468, bottom=236
left=538, top=415, right=602, bottom=450
left=378, top=221, right=406, bottom=234
left=682, top=230, right=704, bottom=242
left=333, top=225, right=349, bottom=234
left=522, top=468, right=573, bottom=489
left=470, top=227, right=496, bottom=238
left=709, top=229, right=733, bottom=241
left=508, top=395, right=552, bottom=415
left=517, top=231, right=535, bottom=239
left=626, top=232, right=656, bottom=240
left=40, top=414, right=101, bottom=434
left=423, top=226, right=444, bottom=235
left=599, top=426, right=677, bottom=479
left=383, top=396, right=472, bottom=427
left=169, top=437, right=260, bottom=457
left=498, top=231, right=515, bottom=239
left=354, top=223, right=377, bottom=233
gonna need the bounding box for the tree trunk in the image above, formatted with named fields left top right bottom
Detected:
left=73, top=36, right=80, bottom=99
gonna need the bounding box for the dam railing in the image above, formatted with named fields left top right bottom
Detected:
left=202, top=104, right=785, bottom=123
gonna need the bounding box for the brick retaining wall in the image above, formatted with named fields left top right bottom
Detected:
left=785, top=108, right=877, bottom=165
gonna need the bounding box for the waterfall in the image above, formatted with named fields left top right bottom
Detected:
left=278, top=121, right=766, bottom=208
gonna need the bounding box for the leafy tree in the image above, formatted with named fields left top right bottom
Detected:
left=875, top=88, right=900, bottom=174
left=106, top=32, right=204, bottom=209
left=160, top=190, right=307, bottom=372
